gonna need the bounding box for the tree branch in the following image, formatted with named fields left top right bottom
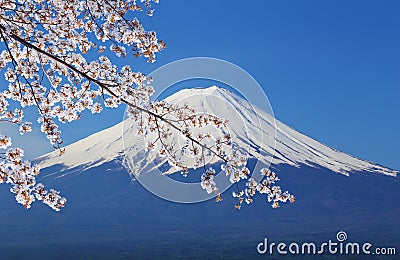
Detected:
left=0, top=24, right=228, bottom=164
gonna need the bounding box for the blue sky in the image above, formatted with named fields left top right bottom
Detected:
left=2, top=0, right=399, bottom=170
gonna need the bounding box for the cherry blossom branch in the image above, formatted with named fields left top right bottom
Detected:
left=0, top=24, right=229, bottom=163
left=0, top=0, right=294, bottom=209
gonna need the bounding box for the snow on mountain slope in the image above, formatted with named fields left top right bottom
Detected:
left=37, top=86, right=398, bottom=177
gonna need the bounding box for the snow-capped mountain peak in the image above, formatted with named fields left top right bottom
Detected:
left=37, top=86, right=398, bottom=177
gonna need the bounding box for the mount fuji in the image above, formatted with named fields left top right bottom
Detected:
left=37, top=86, right=398, bottom=177
left=0, top=86, right=398, bottom=259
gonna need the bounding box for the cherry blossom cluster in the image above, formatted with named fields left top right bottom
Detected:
left=0, top=134, right=66, bottom=211
left=0, top=0, right=162, bottom=209
left=201, top=167, right=218, bottom=194
left=0, top=0, right=163, bottom=148
left=0, top=0, right=164, bottom=61
left=232, top=168, right=295, bottom=209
